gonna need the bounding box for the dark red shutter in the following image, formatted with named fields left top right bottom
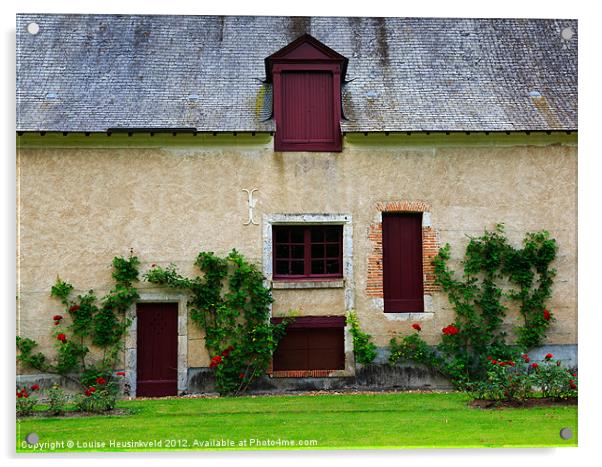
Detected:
left=382, top=213, right=424, bottom=312
left=281, top=71, right=334, bottom=144
left=136, top=303, right=178, bottom=397
left=272, top=318, right=345, bottom=371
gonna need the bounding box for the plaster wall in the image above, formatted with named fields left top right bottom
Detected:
left=16, top=133, right=577, bottom=374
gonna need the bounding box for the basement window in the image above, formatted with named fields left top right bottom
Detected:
left=271, top=316, right=345, bottom=371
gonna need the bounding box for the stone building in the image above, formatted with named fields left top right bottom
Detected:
left=16, top=14, right=577, bottom=396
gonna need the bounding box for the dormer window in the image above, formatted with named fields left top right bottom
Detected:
left=265, top=34, right=348, bottom=152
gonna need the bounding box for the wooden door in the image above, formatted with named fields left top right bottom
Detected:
left=136, top=303, right=178, bottom=397
left=382, top=213, right=424, bottom=313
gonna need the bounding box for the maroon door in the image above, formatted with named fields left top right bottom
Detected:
left=382, top=213, right=424, bottom=313
left=136, top=303, right=178, bottom=397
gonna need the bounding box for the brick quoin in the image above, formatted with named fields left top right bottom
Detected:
left=366, top=201, right=441, bottom=298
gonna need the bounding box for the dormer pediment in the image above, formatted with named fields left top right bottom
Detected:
left=265, top=34, right=348, bottom=82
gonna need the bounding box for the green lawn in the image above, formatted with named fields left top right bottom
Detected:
left=16, top=392, right=577, bottom=452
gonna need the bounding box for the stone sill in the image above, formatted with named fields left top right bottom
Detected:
left=271, top=279, right=345, bottom=289
left=270, top=369, right=352, bottom=378
left=384, top=312, right=435, bottom=321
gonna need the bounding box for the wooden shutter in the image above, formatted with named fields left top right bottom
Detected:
left=279, top=70, right=337, bottom=149
left=382, top=213, right=424, bottom=312
left=272, top=317, right=345, bottom=371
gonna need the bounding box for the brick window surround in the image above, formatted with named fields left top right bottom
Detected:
left=366, top=201, right=440, bottom=313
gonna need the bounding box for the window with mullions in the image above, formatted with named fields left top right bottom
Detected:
left=273, top=225, right=343, bottom=279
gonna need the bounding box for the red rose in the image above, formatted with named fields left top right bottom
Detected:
left=57, top=333, right=67, bottom=343
left=486, top=356, right=492, bottom=361
left=151, top=264, right=157, bottom=267
left=20, top=390, right=29, bottom=398
left=572, top=373, right=577, bottom=377
left=54, top=321, right=60, bottom=326
left=85, top=386, right=97, bottom=396
left=31, top=384, right=40, bottom=391
left=543, top=309, right=551, bottom=321
left=545, top=353, right=553, bottom=360
left=500, top=361, right=507, bottom=366
left=96, top=377, right=106, bottom=385
left=239, top=373, right=245, bottom=379
left=209, top=355, right=222, bottom=368
left=442, top=325, right=459, bottom=336
left=53, top=315, right=63, bottom=321
left=508, top=361, right=515, bottom=367
left=491, top=359, right=498, bottom=365
left=69, top=305, right=80, bottom=313
left=569, top=382, right=577, bottom=390
left=531, top=363, right=539, bottom=369
left=412, top=323, right=422, bottom=331
left=521, top=354, right=530, bottom=363
left=116, top=371, right=126, bottom=376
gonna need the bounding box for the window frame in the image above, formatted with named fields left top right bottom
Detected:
left=272, top=224, right=344, bottom=280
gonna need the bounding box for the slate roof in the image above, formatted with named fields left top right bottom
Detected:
left=16, top=14, right=578, bottom=132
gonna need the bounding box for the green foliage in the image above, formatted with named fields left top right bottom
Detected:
left=389, top=333, right=442, bottom=368
left=472, top=360, right=532, bottom=402
left=53, top=335, right=88, bottom=374
left=146, top=249, right=292, bottom=396
left=16, top=393, right=38, bottom=416
left=16, top=253, right=140, bottom=396
left=505, top=231, right=558, bottom=348
left=68, top=292, right=97, bottom=337
left=531, top=358, right=578, bottom=399
left=16, top=337, right=49, bottom=372
left=112, top=254, right=140, bottom=285
left=50, top=278, right=74, bottom=306
left=47, top=384, right=70, bottom=416
left=75, top=383, right=118, bottom=413
left=346, top=311, right=377, bottom=365
left=390, top=224, right=557, bottom=389
left=472, top=356, right=577, bottom=402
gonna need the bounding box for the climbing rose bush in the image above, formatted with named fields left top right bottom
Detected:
left=209, top=355, right=223, bottom=368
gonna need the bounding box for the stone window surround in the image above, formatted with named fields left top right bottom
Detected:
left=366, top=201, right=440, bottom=321
left=262, top=213, right=355, bottom=376
left=125, top=292, right=188, bottom=397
